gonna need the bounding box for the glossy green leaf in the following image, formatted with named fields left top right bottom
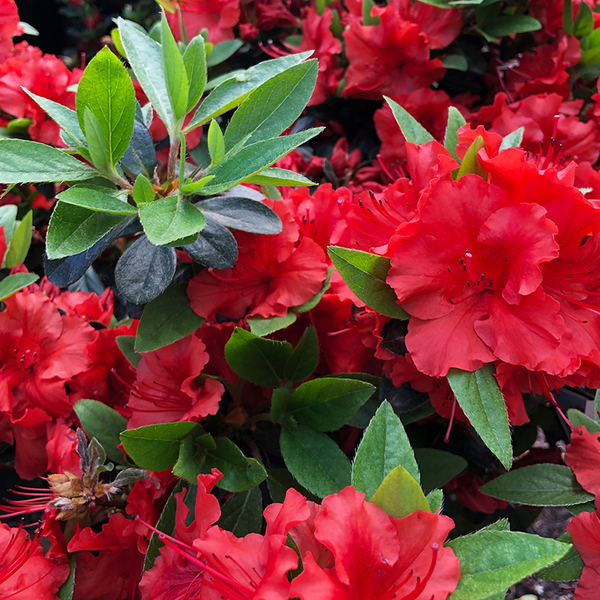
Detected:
left=199, top=128, right=322, bottom=195
left=83, top=109, right=111, bottom=173
left=444, top=106, right=466, bottom=160
left=271, top=387, right=290, bottom=424
left=0, top=139, right=96, bottom=183
left=140, top=196, right=206, bottom=246
left=117, top=18, right=175, bottom=132
left=414, top=448, right=467, bottom=495
left=224, top=327, right=293, bottom=388
left=4, top=211, right=32, bottom=267
left=161, top=15, right=189, bottom=121
left=447, top=531, right=570, bottom=600
left=57, top=555, right=77, bottom=600
left=537, top=533, right=583, bottom=581
left=244, top=168, right=315, bottom=187
left=285, top=326, right=319, bottom=383
left=480, top=464, right=594, bottom=506
left=205, top=438, right=268, bottom=492
left=0, top=273, right=38, bottom=301
left=484, top=15, right=542, bottom=38
left=384, top=97, right=434, bottom=145
left=183, top=35, right=207, bottom=112
left=370, top=466, right=430, bottom=517
left=352, top=401, right=420, bottom=500
left=74, top=399, right=128, bottom=464
left=24, top=90, right=86, bottom=147
left=120, top=421, right=197, bottom=471
left=57, top=184, right=137, bottom=215
left=76, top=46, right=136, bottom=167
left=224, top=60, right=318, bottom=150
left=187, top=52, right=313, bottom=130
left=135, top=284, right=204, bottom=353
left=207, top=120, right=225, bottom=167
left=280, top=422, right=351, bottom=498
left=286, top=378, right=375, bottom=431
left=267, top=468, right=318, bottom=503
left=247, top=312, right=298, bottom=337
left=172, top=435, right=203, bottom=482
left=144, top=480, right=184, bottom=571
left=218, top=486, right=263, bottom=536
left=115, top=335, right=141, bottom=368
left=567, top=408, right=600, bottom=433
left=46, top=202, right=125, bottom=259
left=328, top=246, right=409, bottom=319
left=196, top=196, right=281, bottom=234
left=447, top=365, right=512, bottom=470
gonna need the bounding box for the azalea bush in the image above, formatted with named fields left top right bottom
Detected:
left=4, top=0, right=600, bottom=599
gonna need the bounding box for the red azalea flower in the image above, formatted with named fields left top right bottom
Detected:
left=166, top=0, right=240, bottom=44
left=290, top=486, right=460, bottom=600
left=388, top=174, right=563, bottom=378
left=0, top=42, right=82, bottom=146
left=188, top=200, right=328, bottom=321
left=126, top=333, right=224, bottom=429
left=0, top=0, right=21, bottom=62
left=0, top=289, right=96, bottom=478
left=139, top=472, right=309, bottom=600
left=565, top=426, right=600, bottom=496
left=0, top=522, right=69, bottom=600
left=252, top=0, right=299, bottom=30
left=343, top=5, right=444, bottom=100
left=567, top=509, right=600, bottom=600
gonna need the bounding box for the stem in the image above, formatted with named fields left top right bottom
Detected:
left=167, top=134, right=181, bottom=182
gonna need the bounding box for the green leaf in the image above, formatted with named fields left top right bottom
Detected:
left=116, top=335, right=141, bottom=368
left=199, top=128, right=322, bottom=196
left=0, top=273, right=38, bottom=301
left=267, top=468, right=318, bottom=503
left=484, top=15, right=542, bottom=38
left=280, top=422, right=351, bottom=498
left=133, top=174, right=155, bottom=207
left=207, top=120, right=225, bottom=167
left=271, top=387, right=290, bottom=424
left=118, top=18, right=175, bottom=132
left=224, top=327, right=293, bottom=388
left=4, top=211, right=32, bottom=267
left=76, top=46, right=136, bottom=168
left=0, top=139, right=96, bottom=183
left=120, top=421, right=197, bottom=471
left=57, top=554, right=77, bottom=600
left=46, top=202, right=125, bottom=260
left=286, top=378, right=375, bottom=431
left=196, top=196, right=281, bottom=234
left=498, top=127, right=524, bottom=151
left=362, top=0, right=381, bottom=25
left=567, top=408, right=600, bottom=433
left=187, top=52, right=313, bottom=130
left=183, top=35, right=207, bottom=112
left=384, top=97, right=435, bottom=145
left=24, top=90, right=86, bottom=147
left=218, top=486, right=263, bottom=536
left=74, top=399, right=128, bottom=464
left=206, top=39, right=244, bottom=67
left=427, top=489, right=444, bottom=512
left=135, top=283, right=205, bottom=353
left=444, top=107, right=466, bottom=161
left=83, top=109, right=111, bottom=173
left=161, top=15, right=189, bottom=121
left=140, top=196, right=206, bottom=246
left=172, top=435, right=203, bottom=482
left=57, top=184, right=137, bottom=215
left=370, top=466, right=430, bottom=517
left=595, top=388, right=600, bottom=423
left=352, top=401, right=420, bottom=500
left=285, top=326, right=319, bottom=383
left=243, top=168, right=315, bottom=187
left=447, top=365, right=512, bottom=470
left=144, top=480, right=184, bottom=570
left=247, top=312, right=298, bottom=337
left=205, top=438, right=268, bottom=492
left=224, top=60, right=318, bottom=151
left=480, top=464, right=594, bottom=506
left=457, top=136, right=487, bottom=180
left=414, top=448, right=467, bottom=495
left=537, top=533, right=583, bottom=581
left=328, top=246, right=409, bottom=319
left=564, top=0, right=573, bottom=35
left=447, top=531, right=570, bottom=600
left=575, top=2, right=594, bottom=37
